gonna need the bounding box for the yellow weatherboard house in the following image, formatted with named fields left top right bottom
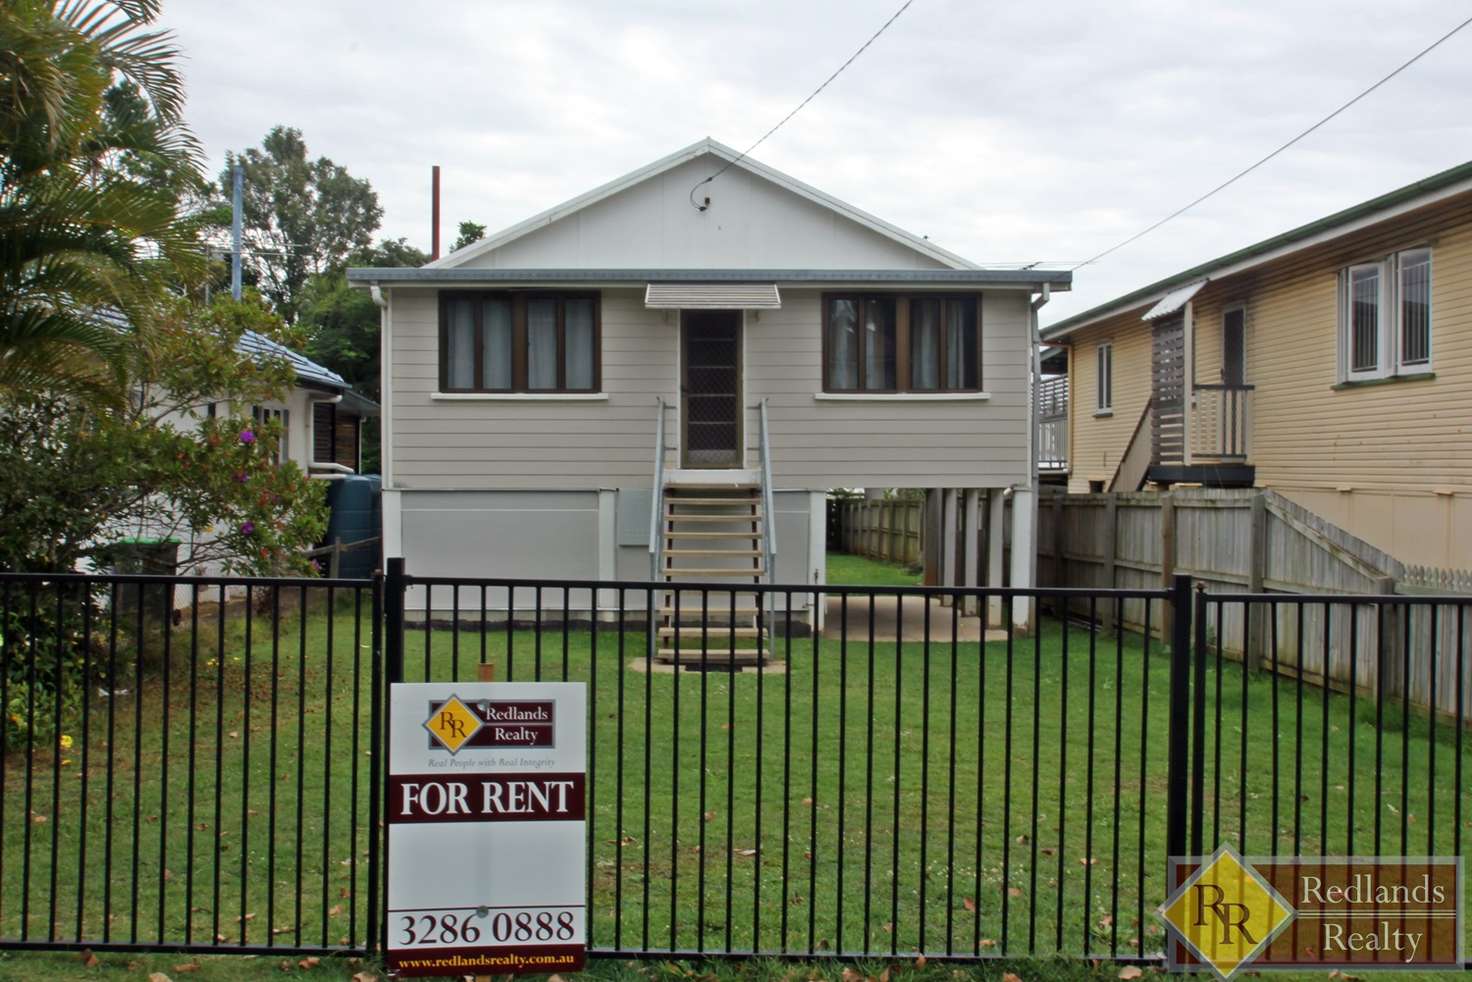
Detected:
left=1042, top=161, right=1472, bottom=569
left=1159, top=845, right=1295, bottom=980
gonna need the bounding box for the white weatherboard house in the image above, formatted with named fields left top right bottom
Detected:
left=349, top=139, right=1068, bottom=651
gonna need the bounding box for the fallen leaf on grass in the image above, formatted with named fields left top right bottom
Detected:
left=1008, top=886, right=1022, bottom=897
left=148, top=974, right=173, bottom=982
left=703, top=810, right=716, bottom=822
left=350, top=973, right=378, bottom=982
left=979, top=939, right=996, bottom=949
left=327, top=904, right=343, bottom=917
left=298, top=956, right=321, bottom=969
left=79, top=948, right=99, bottom=968
left=914, top=956, right=927, bottom=968
left=1002, top=972, right=1021, bottom=982
left=1118, top=967, right=1142, bottom=980
left=962, top=897, right=976, bottom=911
left=174, top=963, right=201, bottom=974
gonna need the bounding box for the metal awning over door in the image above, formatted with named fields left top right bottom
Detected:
left=644, top=283, right=781, bottom=309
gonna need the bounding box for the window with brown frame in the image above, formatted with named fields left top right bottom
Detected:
left=822, top=293, right=981, bottom=393
left=439, top=291, right=600, bottom=393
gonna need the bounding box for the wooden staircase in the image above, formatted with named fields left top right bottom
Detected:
left=656, top=484, right=769, bottom=667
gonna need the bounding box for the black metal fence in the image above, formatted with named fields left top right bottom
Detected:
left=1, top=567, right=1468, bottom=964
left=0, top=572, right=380, bottom=957
left=387, top=571, right=1183, bottom=960
left=1187, top=591, right=1471, bottom=864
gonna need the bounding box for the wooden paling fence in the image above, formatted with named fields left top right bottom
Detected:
left=832, top=497, right=924, bottom=565
left=1038, top=488, right=1472, bottom=721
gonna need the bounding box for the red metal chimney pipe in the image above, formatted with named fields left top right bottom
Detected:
left=431, top=165, right=441, bottom=261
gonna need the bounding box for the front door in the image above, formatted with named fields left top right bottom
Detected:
left=681, top=311, right=742, bottom=468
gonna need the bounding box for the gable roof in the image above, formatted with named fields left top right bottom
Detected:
left=1043, top=159, right=1472, bottom=340
left=429, top=137, right=978, bottom=271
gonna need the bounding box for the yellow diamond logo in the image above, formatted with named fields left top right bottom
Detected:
left=423, top=696, right=483, bottom=755
left=1159, top=845, right=1295, bottom=980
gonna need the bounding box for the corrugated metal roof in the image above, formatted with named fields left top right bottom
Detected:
left=92, top=308, right=377, bottom=411
left=347, top=267, right=1072, bottom=287
left=1142, top=279, right=1206, bottom=321
left=644, top=283, right=781, bottom=309
left=236, top=330, right=346, bottom=388
left=1043, top=158, right=1472, bottom=340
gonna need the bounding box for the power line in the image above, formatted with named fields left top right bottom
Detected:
left=1073, top=11, right=1472, bottom=270
left=689, top=0, right=916, bottom=211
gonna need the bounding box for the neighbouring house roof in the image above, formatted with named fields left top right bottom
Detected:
left=96, top=307, right=376, bottom=413
left=345, top=266, right=1071, bottom=288
left=1042, top=158, right=1472, bottom=341
left=237, top=329, right=345, bottom=388
left=237, top=331, right=380, bottom=416
left=426, top=137, right=977, bottom=272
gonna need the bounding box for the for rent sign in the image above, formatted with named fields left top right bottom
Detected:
left=387, top=682, right=587, bottom=977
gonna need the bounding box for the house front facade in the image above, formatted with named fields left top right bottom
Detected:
left=1042, top=160, right=1472, bottom=569
left=350, top=139, right=1069, bottom=634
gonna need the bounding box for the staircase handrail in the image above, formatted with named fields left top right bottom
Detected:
left=757, top=398, right=777, bottom=582
left=649, top=397, right=667, bottom=579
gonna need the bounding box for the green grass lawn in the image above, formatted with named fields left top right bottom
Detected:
left=3, top=583, right=1470, bottom=969
left=826, top=553, right=922, bottom=588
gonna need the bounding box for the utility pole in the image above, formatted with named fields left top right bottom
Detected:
left=231, top=163, right=243, bottom=300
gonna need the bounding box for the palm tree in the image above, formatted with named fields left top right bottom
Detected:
left=0, top=0, right=205, bottom=399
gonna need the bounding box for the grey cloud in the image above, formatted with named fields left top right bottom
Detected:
left=160, top=0, right=1471, bottom=319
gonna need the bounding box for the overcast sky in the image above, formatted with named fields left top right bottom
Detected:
left=158, top=0, right=1471, bottom=323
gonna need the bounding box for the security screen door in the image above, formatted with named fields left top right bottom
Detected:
left=681, top=311, right=743, bottom=468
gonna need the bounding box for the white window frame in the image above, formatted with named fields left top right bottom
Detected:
left=1394, top=247, right=1433, bottom=372
left=1338, top=247, right=1433, bottom=382
left=1342, top=261, right=1387, bottom=382
left=1095, top=342, right=1113, bottom=413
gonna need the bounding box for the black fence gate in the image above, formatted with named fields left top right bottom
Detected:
left=1, top=566, right=1467, bottom=965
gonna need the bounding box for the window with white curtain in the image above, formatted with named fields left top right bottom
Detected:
left=1096, top=343, right=1113, bottom=411
left=439, top=292, right=600, bottom=392
left=1339, top=248, right=1432, bottom=380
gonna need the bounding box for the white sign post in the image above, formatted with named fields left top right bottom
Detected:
left=386, top=681, right=587, bottom=977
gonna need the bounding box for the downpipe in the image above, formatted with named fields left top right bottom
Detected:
left=1025, top=283, right=1050, bottom=629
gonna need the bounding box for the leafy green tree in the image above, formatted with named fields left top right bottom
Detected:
left=0, top=0, right=206, bottom=399
left=298, top=238, right=427, bottom=472
left=451, top=220, right=486, bottom=253
left=222, top=126, right=382, bottom=322
left=0, top=294, right=328, bottom=574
